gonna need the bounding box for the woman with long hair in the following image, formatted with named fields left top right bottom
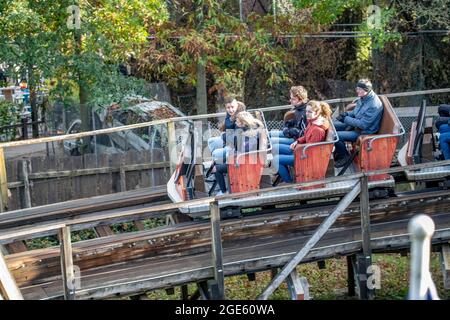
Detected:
left=208, top=98, right=246, bottom=164
left=214, top=111, right=264, bottom=194
left=272, top=100, right=331, bottom=183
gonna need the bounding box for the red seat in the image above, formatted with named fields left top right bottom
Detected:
left=353, top=96, right=404, bottom=181
left=227, top=110, right=269, bottom=193
left=228, top=153, right=266, bottom=193
left=293, top=119, right=337, bottom=189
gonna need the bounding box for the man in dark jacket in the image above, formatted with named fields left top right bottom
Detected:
left=270, top=86, right=308, bottom=145
left=269, top=86, right=308, bottom=184
left=333, top=79, right=383, bottom=167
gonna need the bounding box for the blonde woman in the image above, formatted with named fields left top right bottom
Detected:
left=272, top=101, right=331, bottom=183
left=214, top=111, right=264, bottom=194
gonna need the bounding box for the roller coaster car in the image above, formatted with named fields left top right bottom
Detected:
left=167, top=110, right=271, bottom=205
left=293, top=119, right=338, bottom=189
left=227, top=111, right=269, bottom=193
left=398, top=100, right=450, bottom=182
left=352, top=95, right=405, bottom=181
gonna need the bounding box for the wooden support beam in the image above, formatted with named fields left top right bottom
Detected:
left=197, top=281, right=209, bottom=300
left=441, top=244, right=450, bottom=290
left=359, top=175, right=374, bottom=300
left=247, top=273, right=256, bottom=281
left=0, top=148, right=8, bottom=212
left=167, top=121, right=177, bottom=174
left=165, top=287, right=175, bottom=295
left=181, top=285, right=189, bottom=300
left=257, top=181, right=361, bottom=300
left=5, top=241, right=28, bottom=254
left=0, top=250, right=23, bottom=300
left=347, top=255, right=356, bottom=297
left=119, top=156, right=126, bottom=192
left=94, top=226, right=114, bottom=237
left=134, top=220, right=146, bottom=231
left=286, top=270, right=310, bottom=300
left=210, top=201, right=225, bottom=299
left=356, top=253, right=370, bottom=300
left=20, top=160, right=31, bottom=208
left=58, top=226, right=76, bottom=300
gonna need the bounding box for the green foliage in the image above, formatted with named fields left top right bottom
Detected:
left=140, top=0, right=311, bottom=96
left=88, top=71, right=151, bottom=108
left=293, top=0, right=363, bottom=26
left=0, top=100, right=21, bottom=141
left=0, top=0, right=169, bottom=116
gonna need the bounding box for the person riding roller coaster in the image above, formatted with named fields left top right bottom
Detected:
left=272, top=100, right=332, bottom=183
left=333, top=79, right=384, bottom=168
left=213, top=111, right=264, bottom=195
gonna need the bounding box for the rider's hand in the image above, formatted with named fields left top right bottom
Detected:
left=290, top=141, right=298, bottom=150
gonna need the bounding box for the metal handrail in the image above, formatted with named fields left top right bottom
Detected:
left=298, top=118, right=339, bottom=159
left=1, top=88, right=449, bottom=149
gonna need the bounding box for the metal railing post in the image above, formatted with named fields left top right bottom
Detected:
left=358, top=174, right=374, bottom=299
left=408, top=215, right=439, bottom=300
left=210, top=201, right=225, bottom=299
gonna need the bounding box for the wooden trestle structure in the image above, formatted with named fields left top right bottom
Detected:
left=0, top=160, right=449, bottom=300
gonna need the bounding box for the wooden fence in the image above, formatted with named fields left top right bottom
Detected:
left=4, top=149, right=170, bottom=211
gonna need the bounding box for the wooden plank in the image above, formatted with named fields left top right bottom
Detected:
left=141, top=150, right=152, bottom=188
left=153, top=148, right=166, bottom=186
left=20, top=160, right=31, bottom=208
left=125, top=150, right=140, bottom=191
left=0, top=250, right=23, bottom=300
left=16, top=217, right=450, bottom=300
left=359, top=175, right=373, bottom=300
left=29, top=157, right=42, bottom=207
left=210, top=201, right=224, bottom=299
left=257, top=181, right=361, bottom=300
left=119, top=154, right=126, bottom=192
left=5, top=159, right=18, bottom=211
left=97, top=153, right=112, bottom=196
left=441, top=244, right=450, bottom=290
left=25, top=161, right=170, bottom=179
left=167, top=121, right=177, bottom=174
left=70, top=155, right=84, bottom=201
left=58, top=226, right=75, bottom=300
left=0, top=148, right=8, bottom=212
left=111, top=153, right=122, bottom=193
left=46, top=155, right=57, bottom=204
left=62, top=156, right=73, bottom=202
left=94, top=225, right=115, bottom=238
left=347, top=255, right=356, bottom=296
left=5, top=242, right=28, bottom=254
left=83, top=153, right=98, bottom=199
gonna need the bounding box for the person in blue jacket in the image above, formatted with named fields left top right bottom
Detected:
left=208, top=98, right=246, bottom=164
left=333, top=79, right=384, bottom=167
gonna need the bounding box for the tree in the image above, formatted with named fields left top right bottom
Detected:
left=139, top=0, right=316, bottom=113
left=0, top=0, right=59, bottom=137
left=1, top=0, right=169, bottom=139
